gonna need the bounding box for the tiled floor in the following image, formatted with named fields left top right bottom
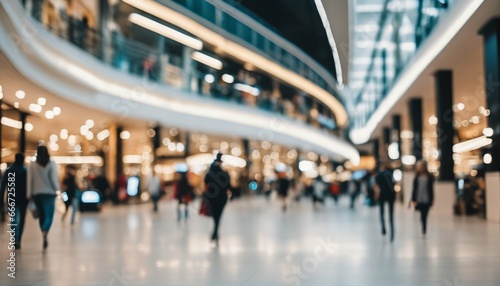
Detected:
left=0, top=196, right=499, bottom=286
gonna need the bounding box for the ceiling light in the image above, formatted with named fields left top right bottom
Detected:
left=1, top=117, right=22, bottom=129
left=483, top=153, right=492, bottom=165
left=482, top=127, right=493, bottom=137
left=128, top=13, right=203, bottom=50
left=50, top=134, right=58, bottom=142
left=45, top=110, right=54, bottom=119
left=456, top=102, right=465, bottom=111
left=60, top=129, right=68, bottom=139
left=24, top=123, right=33, bottom=132
left=53, top=107, right=61, bottom=115
left=14, top=102, right=19, bottom=108
left=68, top=135, right=77, bottom=146
left=222, top=74, right=234, bottom=84
left=192, top=52, right=223, bottom=70
left=29, top=104, right=42, bottom=113
left=120, top=131, right=131, bottom=140
left=453, top=136, right=492, bottom=153
left=15, top=90, right=25, bottom=99
left=37, top=98, right=47, bottom=106
left=80, top=125, right=89, bottom=135
left=86, top=119, right=95, bottom=128
left=85, top=132, right=94, bottom=140
left=204, top=74, right=215, bottom=83
left=97, top=129, right=110, bottom=141
left=234, top=83, right=260, bottom=96
left=176, top=143, right=185, bottom=152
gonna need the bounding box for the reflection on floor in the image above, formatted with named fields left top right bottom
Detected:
left=0, top=196, right=499, bottom=286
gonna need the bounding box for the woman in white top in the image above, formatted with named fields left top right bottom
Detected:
left=411, top=160, right=434, bottom=236
left=28, top=145, right=60, bottom=249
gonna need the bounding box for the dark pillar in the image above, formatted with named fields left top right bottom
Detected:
left=372, top=139, right=380, bottom=171
left=381, top=49, right=387, bottom=96
left=184, top=132, right=190, bottom=157
left=434, top=70, right=455, bottom=181
left=479, top=19, right=500, bottom=172
left=19, top=113, right=27, bottom=154
left=116, top=126, right=123, bottom=177
left=0, top=97, right=2, bottom=166
left=383, top=127, right=391, bottom=161
left=152, top=125, right=161, bottom=162
left=409, top=98, right=423, bottom=160
left=392, top=115, right=401, bottom=161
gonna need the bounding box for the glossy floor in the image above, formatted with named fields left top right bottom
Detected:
left=0, top=196, right=499, bottom=286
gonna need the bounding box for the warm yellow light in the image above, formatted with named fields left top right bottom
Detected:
left=192, top=52, right=223, bottom=70
left=128, top=13, right=203, bottom=50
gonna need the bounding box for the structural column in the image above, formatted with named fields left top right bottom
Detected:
left=409, top=98, right=423, bottom=161
left=434, top=70, right=455, bottom=214
left=479, top=18, right=500, bottom=222
left=392, top=115, right=401, bottom=161
left=383, top=127, right=391, bottom=162
left=19, top=113, right=27, bottom=154
left=372, top=139, right=380, bottom=172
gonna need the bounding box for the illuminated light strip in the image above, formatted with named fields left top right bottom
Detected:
left=128, top=13, right=203, bottom=50
left=191, top=51, right=223, bottom=70
left=123, top=155, right=143, bottom=164
left=349, top=0, right=485, bottom=144
left=234, top=83, right=260, bottom=96
left=1, top=117, right=22, bottom=129
left=453, top=136, right=492, bottom=154
left=186, top=153, right=247, bottom=168
left=122, top=0, right=348, bottom=127
left=25, top=156, right=104, bottom=165
left=314, top=0, right=343, bottom=86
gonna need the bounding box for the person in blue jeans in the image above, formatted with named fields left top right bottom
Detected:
left=0, top=153, right=28, bottom=249
left=28, top=146, right=60, bottom=250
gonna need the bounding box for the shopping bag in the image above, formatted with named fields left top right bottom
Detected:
left=199, top=200, right=211, bottom=217
left=28, top=200, right=39, bottom=219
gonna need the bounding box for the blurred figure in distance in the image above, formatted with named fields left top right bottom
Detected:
left=174, top=171, right=194, bottom=221
left=61, top=164, right=80, bottom=224
left=148, top=170, right=162, bottom=212
left=410, top=160, right=434, bottom=236
left=375, top=162, right=396, bottom=242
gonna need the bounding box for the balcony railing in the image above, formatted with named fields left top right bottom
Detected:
left=350, top=0, right=454, bottom=130
left=164, top=0, right=341, bottom=99
left=20, top=0, right=339, bottom=133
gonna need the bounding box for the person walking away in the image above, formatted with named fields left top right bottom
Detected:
left=312, top=175, right=325, bottom=208
left=0, top=153, right=28, bottom=249
left=61, top=165, right=79, bottom=224
left=277, top=172, right=290, bottom=212
left=148, top=171, right=162, bottom=212
left=375, top=163, right=396, bottom=242
left=28, top=145, right=60, bottom=249
left=349, top=180, right=360, bottom=209
left=175, top=171, right=194, bottom=221
left=410, top=160, right=434, bottom=236
left=203, top=153, right=231, bottom=243
left=329, top=180, right=340, bottom=204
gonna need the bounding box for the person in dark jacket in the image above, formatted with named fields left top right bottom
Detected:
left=277, top=172, right=290, bottom=212
left=375, top=163, right=396, bottom=242
left=175, top=172, right=194, bottom=221
left=204, top=153, right=231, bottom=243
left=61, top=165, right=79, bottom=224
left=410, top=160, right=435, bottom=235
left=0, top=153, right=28, bottom=249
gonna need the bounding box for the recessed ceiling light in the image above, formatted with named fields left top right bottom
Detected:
left=45, top=110, right=54, bottom=119
left=38, top=98, right=47, bottom=106
left=53, top=107, right=61, bottom=115
left=86, top=119, right=94, bottom=128
left=15, top=90, right=25, bottom=99
left=24, top=123, right=34, bottom=132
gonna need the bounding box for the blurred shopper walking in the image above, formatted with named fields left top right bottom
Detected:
left=410, top=160, right=434, bottom=236
left=148, top=171, right=162, bottom=212
left=312, top=175, right=325, bottom=208
left=375, top=163, right=396, bottom=242
left=61, top=165, right=79, bottom=224
left=174, top=171, right=194, bottom=221
left=28, top=146, right=60, bottom=249
left=203, top=153, right=231, bottom=243
left=277, top=172, right=290, bottom=212
left=0, top=153, right=28, bottom=249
